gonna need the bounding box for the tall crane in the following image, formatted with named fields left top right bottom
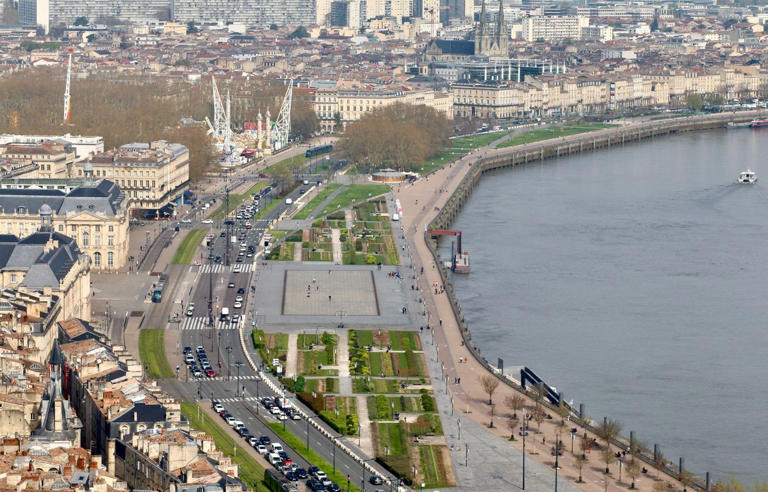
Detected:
left=423, top=7, right=436, bottom=37
left=63, top=48, right=73, bottom=124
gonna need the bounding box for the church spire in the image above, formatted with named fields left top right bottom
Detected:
left=475, top=0, right=487, bottom=55
left=497, top=0, right=506, bottom=43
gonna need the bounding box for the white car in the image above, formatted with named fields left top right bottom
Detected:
left=181, top=218, right=192, bottom=223
left=256, top=444, right=268, bottom=455
left=225, top=416, right=236, bottom=426
left=270, top=406, right=281, bottom=415
left=233, top=301, right=242, bottom=309
left=235, top=295, right=243, bottom=302
left=202, top=219, right=213, bottom=224
left=270, top=443, right=283, bottom=453
left=276, top=412, right=288, bottom=421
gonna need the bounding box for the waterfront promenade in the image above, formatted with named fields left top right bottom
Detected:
left=393, top=114, right=745, bottom=491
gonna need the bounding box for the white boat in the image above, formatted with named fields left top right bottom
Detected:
left=738, top=170, right=757, bottom=184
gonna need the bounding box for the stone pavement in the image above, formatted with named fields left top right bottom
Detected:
left=356, top=395, right=375, bottom=457
left=285, top=333, right=298, bottom=378
left=331, top=228, right=342, bottom=264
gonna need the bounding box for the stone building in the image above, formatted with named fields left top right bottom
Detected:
left=0, top=178, right=129, bottom=271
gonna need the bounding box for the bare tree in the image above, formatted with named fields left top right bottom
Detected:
left=625, top=459, right=640, bottom=489
left=596, top=418, right=622, bottom=447
left=505, top=394, right=525, bottom=419
left=601, top=446, right=616, bottom=475
left=506, top=415, right=518, bottom=440
left=480, top=375, right=500, bottom=406
left=574, top=453, right=588, bottom=483
left=654, top=450, right=667, bottom=479
left=531, top=406, right=546, bottom=432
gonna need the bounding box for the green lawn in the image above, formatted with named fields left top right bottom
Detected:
left=268, top=423, right=361, bottom=492
left=181, top=402, right=265, bottom=490
left=352, top=377, right=425, bottom=394
left=252, top=196, right=281, bottom=220
left=171, top=229, right=206, bottom=264
left=496, top=123, right=618, bottom=148
left=367, top=395, right=424, bottom=420
left=302, top=377, right=340, bottom=394
left=293, top=184, right=342, bottom=220
left=252, top=330, right=289, bottom=373
left=317, top=184, right=390, bottom=217
left=377, top=422, right=408, bottom=456
left=210, top=182, right=267, bottom=219
left=138, top=329, right=174, bottom=378
left=418, top=445, right=454, bottom=488
left=263, top=153, right=308, bottom=175
left=419, top=131, right=507, bottom=174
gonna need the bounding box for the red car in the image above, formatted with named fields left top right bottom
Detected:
left=205, top=368, right=216, bottom=377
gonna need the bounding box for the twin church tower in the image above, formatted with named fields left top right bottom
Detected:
left=474, top=0, right=509, bottom=58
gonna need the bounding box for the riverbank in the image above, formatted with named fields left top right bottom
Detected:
left=396, top=111, right=760, bottom=491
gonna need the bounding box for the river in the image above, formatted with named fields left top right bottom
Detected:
left=446, top=128, right=768, bottom=483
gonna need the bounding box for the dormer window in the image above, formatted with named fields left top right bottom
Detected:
left=16, top=207, right=25, bottom=214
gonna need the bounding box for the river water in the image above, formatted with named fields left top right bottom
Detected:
left=447, top=128, right=768, bottom=483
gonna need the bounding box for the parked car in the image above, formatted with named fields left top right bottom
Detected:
left=369, top=475, right=384, bottom=485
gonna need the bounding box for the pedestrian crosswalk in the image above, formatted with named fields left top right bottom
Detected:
left=215, top=395, right=260, bottom=403
left=199, top=263, right=255, bottom=274
left=202, top=375, right=262, bottom=384
left=181, top=317, right=241, bottom=331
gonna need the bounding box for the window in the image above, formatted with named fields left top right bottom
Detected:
left=70, top=225, right=76, bottom=232
left=95, top=225, right=100, bottom=232
left=93, top=252, right=101, bottom=267
left=107, top=252, right=113, bottom=267
left=108, top=235, right=114, bottom=246
left=82, top=232, right=89, bottom=247
left=94, top=235, right=100, bottom=247
left=10, top=274, right=16, bottom=283
left=58, top=225, right=63, bottom=232
left=108, top=225, right=113, bottom=232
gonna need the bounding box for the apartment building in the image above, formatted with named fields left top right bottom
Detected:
left=314, top=88, right=453, bottom=132
left=79, top=140, right=189, bottom=218
left=25, top=0, right=171, bottom=32
left=0, top=134, right=104, bottom=162
left=170, top=0, right=315, bottom=27
left=0, top=179, right=129, bottom=271
left=521, top=15, right=589, bottom=42
left=452, top=83, right=523, bottom=119
left=1, top=141, right=76, bottom=179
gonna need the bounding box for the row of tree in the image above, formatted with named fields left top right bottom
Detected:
left=339, top=103, right=452, bottom=172
left=0, top=70, right=320, bottom=180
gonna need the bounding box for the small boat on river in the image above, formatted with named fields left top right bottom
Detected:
left=738, top=169, right=757, bottom=184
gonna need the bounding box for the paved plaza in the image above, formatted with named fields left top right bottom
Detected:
left=283, top=269, right=379, bottom=316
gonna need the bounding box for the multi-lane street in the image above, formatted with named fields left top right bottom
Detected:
left=154, top=168, right=394, bottom=491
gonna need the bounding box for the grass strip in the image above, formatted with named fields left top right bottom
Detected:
left=294, top=183, right=342, bottom=220
left=210, top=182, right=267, bottom=219
left=253, top=196, right=281, bottom=220
left=318, top=184, right=390, bottom=217
left=171, top=229, right=206, bottom=264
left=181, top=402, right=265, bottom=490
left=496, top=123, right=618, bottom=148
left=267, top=423, right=362, bottom=492
left=138, top=329, right=174, bottom=378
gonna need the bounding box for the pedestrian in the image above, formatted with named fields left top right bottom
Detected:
left=329, top=295, right=332, bottom=302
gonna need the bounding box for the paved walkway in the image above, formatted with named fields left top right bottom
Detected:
left=336, top=331, right=351, bottom=396
left=285, top=333, right=298, bottom=378
left=331, top=229, right=342, bottom=264
left=344, top=210, right=353, bottom=230
left=395, top=129, right=688, bottom=492
left=356, top=395, right=375, bottom=458
left=307, top=184, right=347, bottom=220
left=293, top=242, right=302, bottom=262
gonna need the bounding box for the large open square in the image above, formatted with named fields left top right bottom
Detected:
left=282, top=270, right=379, bottom=316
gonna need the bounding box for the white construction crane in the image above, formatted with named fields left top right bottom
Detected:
left=63, top=48, right=73, bottom=123
left=271, top=80, right=292, bottom=151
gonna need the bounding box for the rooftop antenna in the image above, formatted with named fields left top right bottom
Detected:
left=63, top=48, right=73, bottom=124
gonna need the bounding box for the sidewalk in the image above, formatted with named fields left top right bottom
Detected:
left=395, top=137, right=684, bottom=492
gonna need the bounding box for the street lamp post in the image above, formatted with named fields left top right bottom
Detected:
left=235, top=360, right=243, bottom=396
left=226, top=346, right=232, bottom=380
left=522, top=412, right=528, bottom=490
left=555, top=433, right=559, bottom=492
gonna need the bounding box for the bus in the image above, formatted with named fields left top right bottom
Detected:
left=305, top=144, right=333, bottom=158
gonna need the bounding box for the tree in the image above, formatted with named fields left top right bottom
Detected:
left=269, top=23, right=279, bottom=30
left=505, top=394, right=525, bottom=419
left=625, top=460, right=640, bottom=489
left=268, top=163, right=294, bottom=194
left=186, top=21, right=199, bottom=34
left=579, top=433, right=592, bottom=459
left=531, top=406, right=545, bottom=432
left=73, top=16, right=89, bottom=26
left=555, top=400, right=570, bottom=427
left=574, top=453, right=588, bottom=483
left=291, top=99, right=319, bottom=140
left=288, top=26, right=309, bottom=39
left=654, top=450, right=667, bottom=478
left=488, top=403, right=495, bottom=428
left=596, top=418, right=622, bottom=447
left=600, top=447, right=616, bottom=475
left=686, top=93, right=704, bottom=111
left=86, top=33, right=96, bottom=43
left=480, top=375, right=500, bottom=405
left=650, top=15, right=659, bottom=31
left=333, top=112, right=342, bottom=131
left=506, top=416, right=518, bottom=440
